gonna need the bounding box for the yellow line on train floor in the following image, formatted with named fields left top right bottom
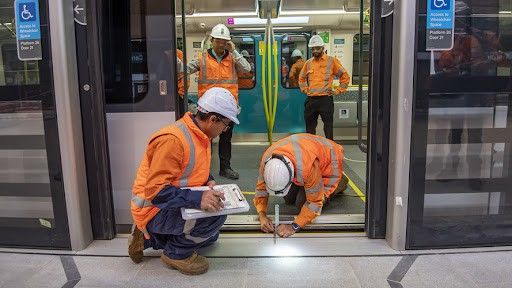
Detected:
left=344, top=173, right=366, bottom=203
left=242, top=191, right=256, bottom=195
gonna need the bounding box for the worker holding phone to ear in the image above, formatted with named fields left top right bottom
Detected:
left=185, top=24, right=251, bottom=181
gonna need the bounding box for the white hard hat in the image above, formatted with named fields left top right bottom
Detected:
left=308, top=35, right=325, bottom=48
left=291, top=49, right=302, bottom=58
left=197, top=87, right=239, bottom=124
left=241, top=50, right=250, bottom=57
left=263, top=154, right=294, bottom=197
left=210, top=24, right=231, bottom=40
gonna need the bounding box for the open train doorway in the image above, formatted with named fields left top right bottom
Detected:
left=99, top=0, right=384, bottom=234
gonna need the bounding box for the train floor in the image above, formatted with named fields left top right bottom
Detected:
left=210, top=142, right=367, bottom=217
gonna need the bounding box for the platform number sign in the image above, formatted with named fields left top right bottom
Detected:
left=426, top=0, right=455, bottom=51
left=15, top=0, right=42, bottom=60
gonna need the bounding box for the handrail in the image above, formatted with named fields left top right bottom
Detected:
left=261, top=21, right=271, bottom=143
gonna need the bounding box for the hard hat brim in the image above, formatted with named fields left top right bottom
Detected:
left=212, top=35, right=231, bottom=40
left=266, top=183, right=291, bottom=197
left=308, top=44, right=324, bottom=48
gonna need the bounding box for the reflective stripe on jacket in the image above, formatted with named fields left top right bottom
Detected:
left=131, top=112, right=211, bottom=232
left=254, top=133, right=344, bottom=227
left=198, top=51, right=239, bottom=101
left=298, top=54, right=350, bottom=96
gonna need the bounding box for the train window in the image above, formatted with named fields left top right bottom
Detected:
left=352, top=34, right=370, bottom=85
left=281, top=35, right=307, bottom=89
left=0, top=44, right=40, bottom=86
left=232, top=37, right=256, bottom=90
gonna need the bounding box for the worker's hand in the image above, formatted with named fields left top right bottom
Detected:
left=200, top=189, right=225, bottom=212
left=277, top=224, right=296, bottom=238
left=207, top=180, right=216, bottom=189
left=258, top=213, right=275, bottom=233
left=226, top=41, right=236, bottom=52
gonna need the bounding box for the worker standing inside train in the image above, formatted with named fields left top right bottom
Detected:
left=288, top=49, right=305, bottom=88
left=186, top=24, right=251, bottom=180
left=254, top=133, right=347, bottom=237
left=238, top=50, right=255, bottom=89
left=299, top=35, right=350, bottom=140
left=128, top=88, right=240, bottom=275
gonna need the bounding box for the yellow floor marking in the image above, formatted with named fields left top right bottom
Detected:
left=242, top=191, right=256, bottom=195
left=343, top=173, right=366, bottom=203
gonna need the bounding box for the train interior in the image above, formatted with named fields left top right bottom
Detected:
left=102, top=0, right=371, bottom=233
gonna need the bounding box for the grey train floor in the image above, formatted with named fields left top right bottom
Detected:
left=210, top=142, right=366, bottom=216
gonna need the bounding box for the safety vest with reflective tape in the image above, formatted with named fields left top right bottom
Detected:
left=198, top=50, right=239, bottom=101
left=256, top=133, right=344, bottom=212
left=298, top=54, right=349, bottom=96
left=130, top=112, right=211, bottom=232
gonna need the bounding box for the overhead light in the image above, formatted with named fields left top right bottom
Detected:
left=185, top=11, right=257, bottom=17
left=280, top=9, right=359, bottom=15
left=499, top=11, right=512, bottom=14
left=233, top=16, right=309, bottom=25
left=233, top=26, right=304, bottom=31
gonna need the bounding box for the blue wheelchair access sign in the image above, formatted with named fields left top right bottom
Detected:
left=426, top=0, right=455, bottom=51
left=15, top=0, right=42, bottom=60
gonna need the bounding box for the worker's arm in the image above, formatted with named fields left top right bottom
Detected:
left=232, top=50, right=252, bottom=73
left=186, top=58, right=201, bottom=74
left=298, top=61, right=310, bottom=94
left=288, top=63, right=299, bottom=83
left=294, top=159, right=324, bottom=228
left=145, top=135, right=203, bottom=209
left=333, top=58, right=350, bottom=95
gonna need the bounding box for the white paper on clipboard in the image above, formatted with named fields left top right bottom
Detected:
left=181, top=184, right=250, bottom=220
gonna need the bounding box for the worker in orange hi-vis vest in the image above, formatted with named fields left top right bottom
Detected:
left=128, top=87, right=240, bottom=275
left=185, top=24, right=251, bottom=180
left=254, top=134, right=348, bottom=238
left=288, top=49, right=305, bottom=88
left=238, top=50, right=255, bottom=89
left=298, top=35, right=350, bottom=140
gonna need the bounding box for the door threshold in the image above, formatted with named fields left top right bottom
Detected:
left=222, top=214, right=365, bottom=230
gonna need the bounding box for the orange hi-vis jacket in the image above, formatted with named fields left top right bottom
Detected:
left=198, top=50, right=239, bottom=102
left=288, top=58, right=305, bottom=88
left=238, top=70, right=254, bottom=89
left=177, top=49, right=187, bottom=97
left=131, top=112, right=211, bottom=233
left=298, top=54, right=350, bottom=97
left=254, top=134, right=344, bottom=228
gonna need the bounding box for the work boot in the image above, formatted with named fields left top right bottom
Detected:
left=161, top=252, right=209, bottom=275
left=219, top=167, right=239, bottom=180
left=128, top=224, right=144, bottom=263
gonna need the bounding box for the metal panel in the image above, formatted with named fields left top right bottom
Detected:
left=48, top=0, right=93, bottom=250
left=182, top=0, right=256, bottom=13
left=385, top=0, right=417, bottom=251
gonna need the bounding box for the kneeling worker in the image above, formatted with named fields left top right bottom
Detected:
left=254, top=134, right=346, bottom=237
left=128, top=87, right=240, bottom=275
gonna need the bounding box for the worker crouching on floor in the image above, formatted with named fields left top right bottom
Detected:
left=254, top=134, right=348, bottom=237
left=128, top=87, right=240, bottom=275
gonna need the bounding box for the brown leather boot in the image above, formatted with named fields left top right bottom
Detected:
left=128, top=224, right=144, bottom=263
left=161, top=252, right=209, bottom=275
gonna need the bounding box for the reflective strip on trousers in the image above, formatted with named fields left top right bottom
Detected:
left=183, top=219, right=210, bottom=244
left=305, top=201, right=322, bottom=213
left=132, top=195, right=153, bottom=208
left=199, top=52, right=238, bottom=85
left=176, top=122, right=196, bottom=187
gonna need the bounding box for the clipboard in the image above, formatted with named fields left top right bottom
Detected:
left=181, top=184, right=250, bottom=220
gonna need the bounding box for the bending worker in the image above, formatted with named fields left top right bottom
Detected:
left=128, top=87, right=240, bottom=275
left=299, top=35, right=350, bottom=140
left=238, top=50, right=255, bottom=89
left=254, top=133, right=346, bottom=237
left=186, top=24, right=251, bottom=180
left=288, top=49, right=305, bottom=88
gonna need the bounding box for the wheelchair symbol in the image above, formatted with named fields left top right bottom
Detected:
left=433, top=0, right=447, bottom=8
left=21, top=5, right=34, bottom=21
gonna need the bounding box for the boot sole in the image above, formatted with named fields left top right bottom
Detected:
left=128, top=226, right=144, bottom=264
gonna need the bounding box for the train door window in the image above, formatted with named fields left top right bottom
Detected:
left=352, top=34, right=370, bottom=85
left=232, top=36, right=256, bottom=89
left=281, top=35, right=307, bottom=88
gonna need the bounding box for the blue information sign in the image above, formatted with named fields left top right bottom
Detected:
left=15, top=0, right=42, bottom=60
left=426, top=0, right=455, bottom=50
